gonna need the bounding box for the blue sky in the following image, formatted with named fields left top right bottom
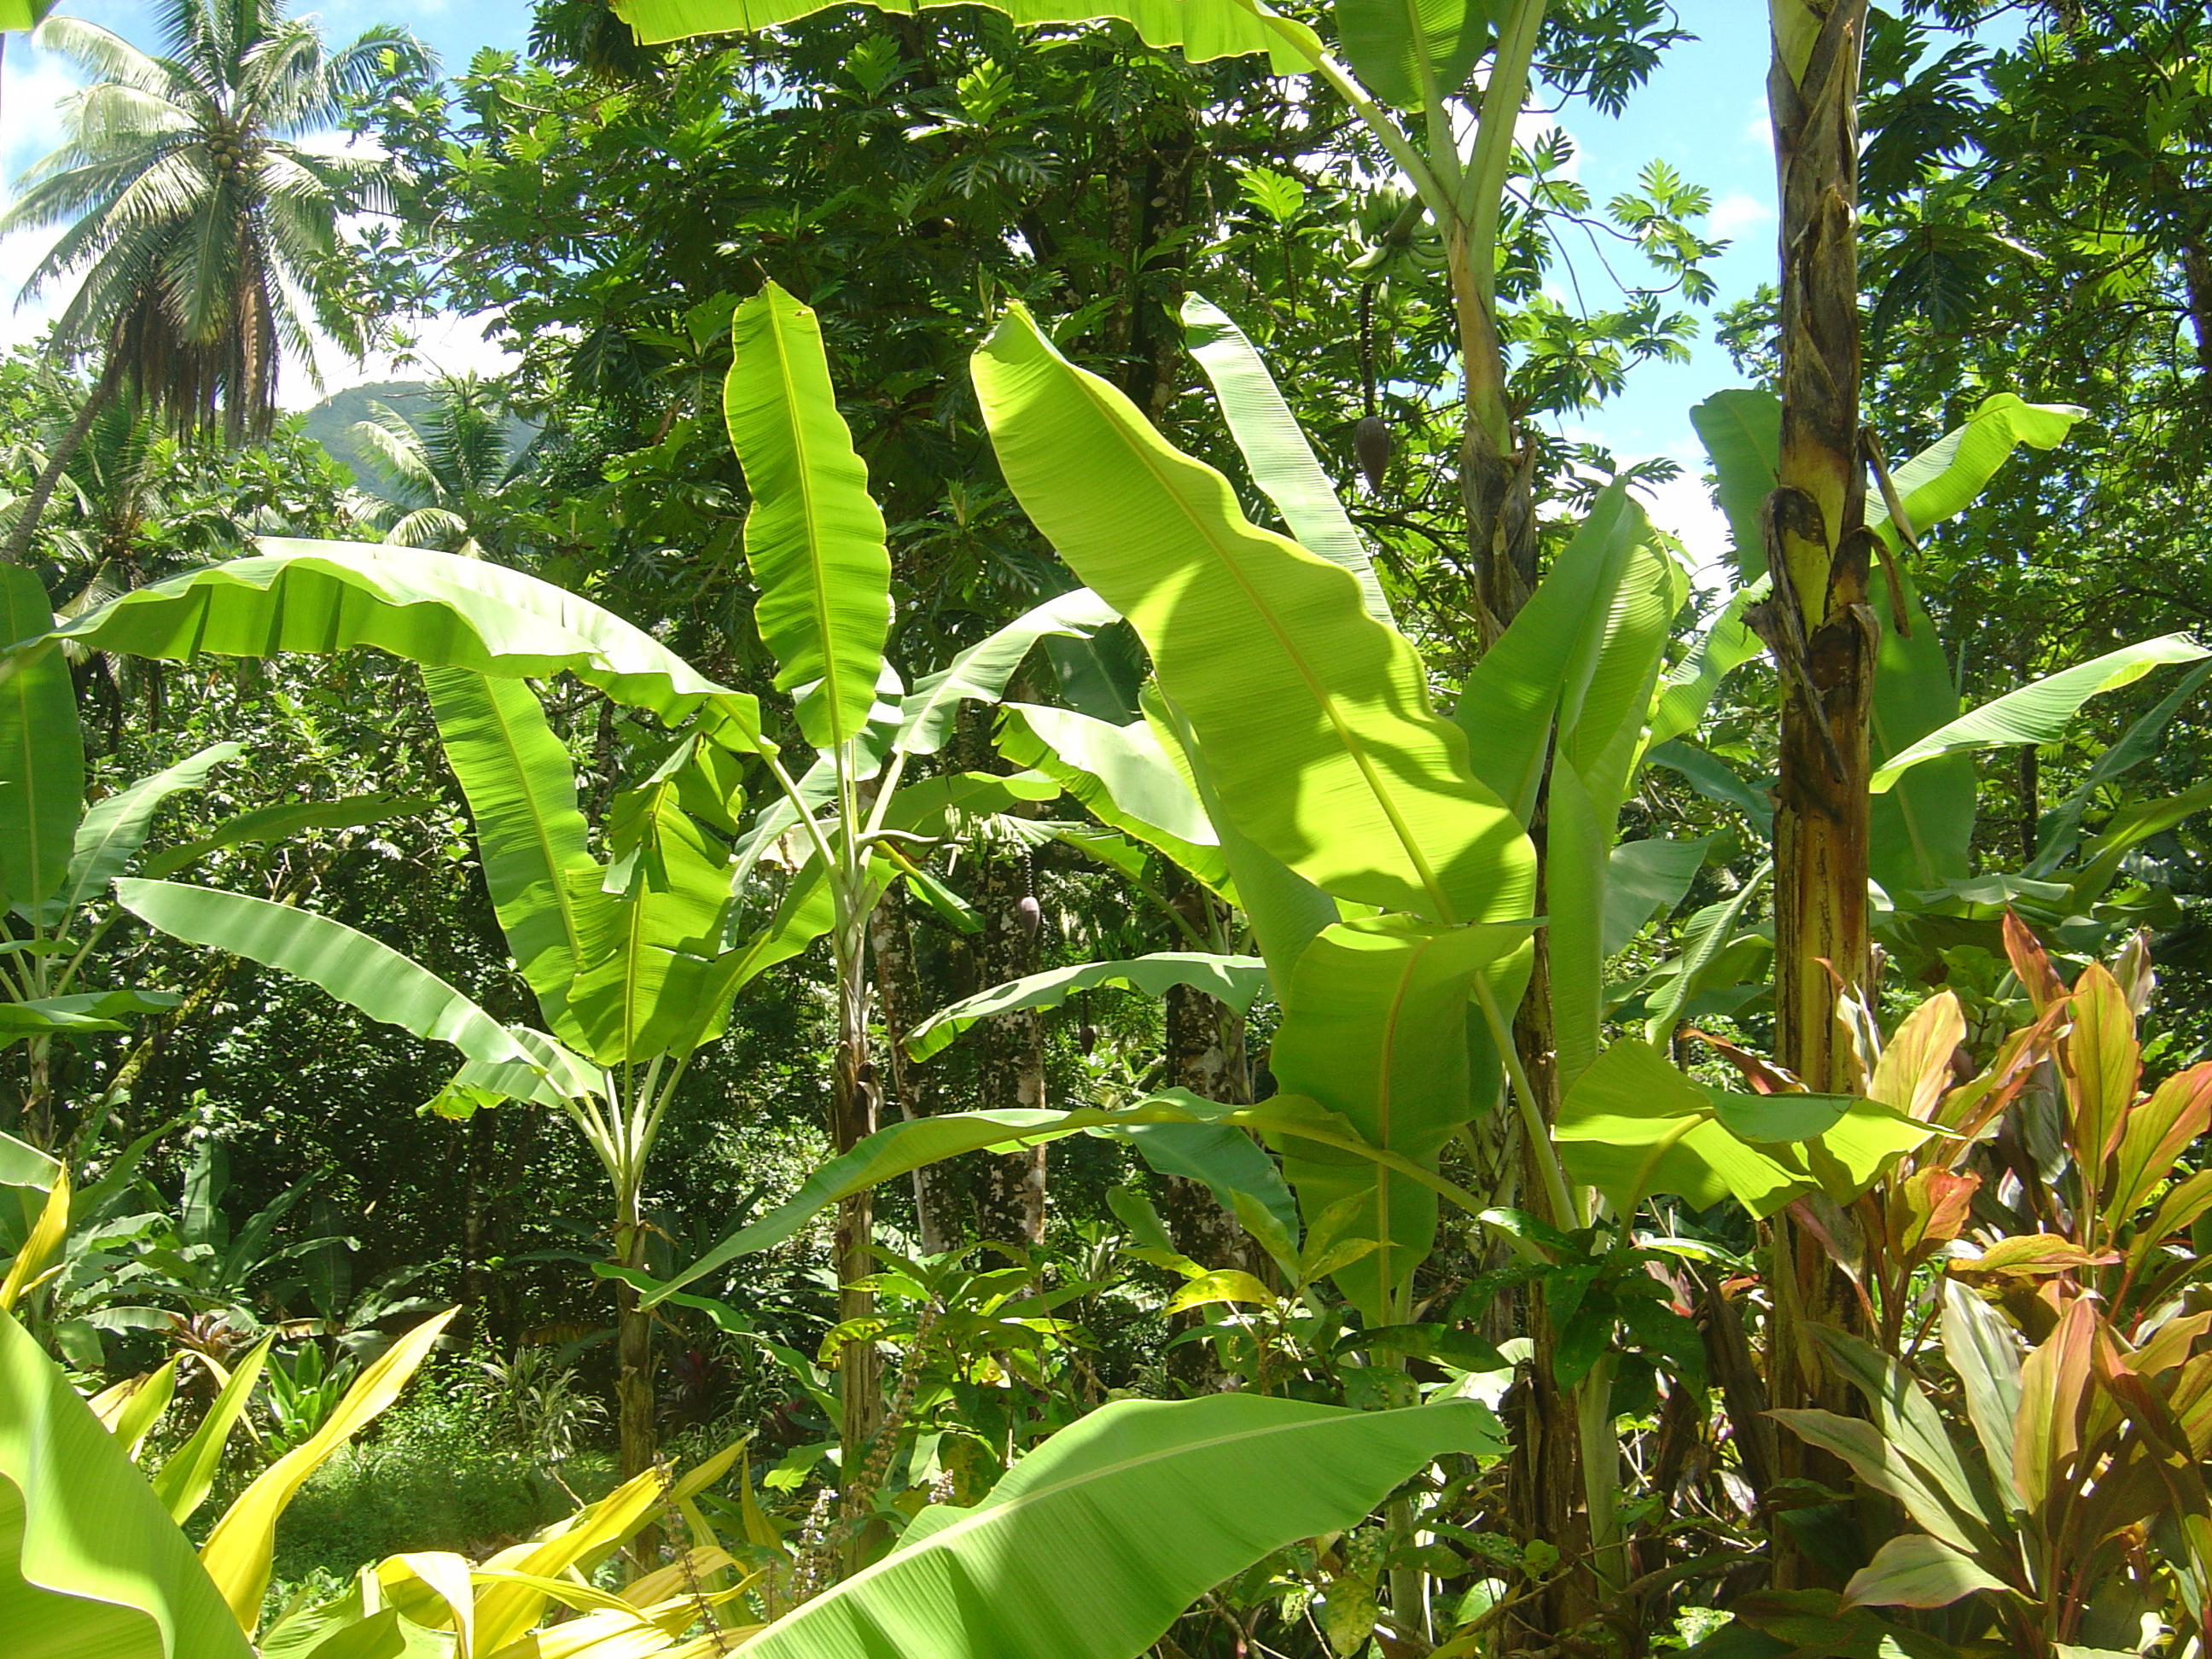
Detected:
left=0, top=1, right=1789, bottom=556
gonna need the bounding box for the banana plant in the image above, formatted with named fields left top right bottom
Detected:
left=1685, top=387, right=2208, bottom=1004
left=106, top=660, right=825, bottom=1484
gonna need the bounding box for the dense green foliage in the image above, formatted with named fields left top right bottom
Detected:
left=7, top=2, right=2212, bottom=1658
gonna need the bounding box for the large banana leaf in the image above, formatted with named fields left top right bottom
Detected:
left=1686, top=389, right=1778, bottom=585
left=1271, top=915, right=1533, bottom=1319
left=141, top=795, right=435, bottom=882
left=1871, top=635, right=2212, bottom=792
left=1452, top=482, right=1655, bottom=826
left=904, top=953, right=1269, bottom=1062
left=725, top=282, right=893, bottom=752
left=896, top=589, right=1121, bottom=756
left=1148, top=690, right=1342, bottom=989
left=1646, top=579, right=1766, bottom=751
left=612, top=0, right=1318, bottom=70
left=1870, top=572, right=1975, bottom=898
left=1863, top=393, right=2084, bottom=550
left=975, top=304, right=1532, bottom=927
left=996, top=701, right=1229, bottom=891
left=0, top=568, right=81, bottom=921
left=45, top=541, right=731, bottom=728
left=737, top=1393, right=1501, bottom=1659
left=1526, top=496, right=1679, bottom=1090
left=1180, top=295, right=1390, bottom=627
left=1332, top=0, right=1497, bottom=107
left=424, top=670, right=614, bottom=1048
left=1557, top=1039, right=1931, bottom=1217
left=0, top=1310, right=253, bottom=1659
left=1603, top=836, right=1711, bottom=957
left=2028, top=661, right=2212, bottom=877
left=198, top=1311, right=456, bottom=1633
left=113, top=881, right=561, bottom=1104
left=567, top=782, right=734, bottom=1063
left=50, top=744, right=241, bottom=925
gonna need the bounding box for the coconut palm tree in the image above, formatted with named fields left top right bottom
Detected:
left=346, top=374, right=528, bottom=560
left=0, top=0, right=429, bottom=564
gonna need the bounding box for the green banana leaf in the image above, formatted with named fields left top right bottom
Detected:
left=1870, top=570, right=1976, bottom=898
left=1331, top=0, right=1499, bottom=107
left=0, top=989, right=180, bottom=1041
left=566, top=784, right=734, bottom=1064
left=1180, top=294, right=1391, bottom=627
left=44, top=542, right=732, bottom=729
left=1541, top=507, right=1681, bottom=1090
left=975, top=304, right=1532, bottom=928
left=1271, top=915, right=1533, bottom=1319
left=1686, top=389, right=1778, bottom=585
left=0, top=568, right=81, bottom=922
left=738, top=1392, right=1502, bottom=1659
left=1871, top=635, right=2212, bottom=792
left=1452, top=481, right=1656, bottom=827
left=50, top=745, right=242, bottom=925
left=647, top=1103, right=1219, bottom=1298
left=2028, top=661, right=2212, bottom=877
left=725, top=282, right=893, bottom=752
left=896, top=588, right=1121, bottom=756
left=0, top=1309, right=252, bottom=1659
left=1604, top=837, right=1712, bottom=957
left=422, top=670, right=614, bottom=1050
left=1645, top=578, right=1766, bottom=751
left=1863, top=393, right=2085, bottom=550
left=612, top=0, right=1318, bottom=71
left=1147, top=686, right=1342, bottom=989
left=996, top=701, right=1229, bottom=891
left=1643, top=740, right=1773, bottom=834
left=1121, top=1120, right=1300, bottom=1241
left=1557, top=1038, right=1931, bottom=1217
left=903, top=953, right=1269, bottom=1062
left=113, top=881, right=560, bottom=1104
left=141, top=795, right=429, bottom=881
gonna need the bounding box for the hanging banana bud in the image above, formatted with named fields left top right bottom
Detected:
left=1356, top=282, right=1390, bottom=493
left=1355, top=416, right=1391, bottom=494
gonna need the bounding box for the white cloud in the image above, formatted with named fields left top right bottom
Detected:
left=0, top=42, right=95, bottom=354
left=1740, top=96, right=1774, bottom=152
left=1708, top=190, right=1773, bottom=240
left=288, top=310, right=520, bottom=410
left=1642, top=468, right=1733, bottom=592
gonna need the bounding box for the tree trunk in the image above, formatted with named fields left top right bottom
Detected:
left=1763, top=0, right=1875, bottom=1587
left=830, top=912, right=882, bottom=1471
left=6, top=358, right=120, bottom=566
left=614, top=1187, right=656, bottom=1484
left=868, top=879, right=963, bottom=1253
left=975, top=835, right=1046, bottom=1253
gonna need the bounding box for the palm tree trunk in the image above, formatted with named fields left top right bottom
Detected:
left=6, top=360, right=119, bottom=566
left=1762, top=0, right=1875, bottom=1588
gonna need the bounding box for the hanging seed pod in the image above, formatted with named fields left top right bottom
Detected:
left=1355, top=416, right=1392, bottom=494
left=1077, top=1022, right=1098, bottom=1056
left=1015, top=894, right=1041, bottom=940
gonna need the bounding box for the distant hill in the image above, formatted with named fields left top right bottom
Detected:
left=296, top=380, right=537, bottom=502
